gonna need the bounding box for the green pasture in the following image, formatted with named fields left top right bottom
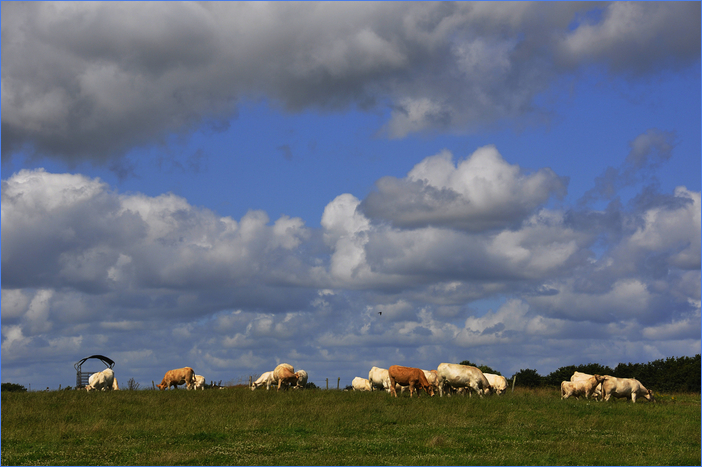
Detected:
left=2, top=387, right=699, bottom=466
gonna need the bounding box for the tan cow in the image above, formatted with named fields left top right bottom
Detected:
left=571, top=371, right=603, bottom=400
left=352, top=377, right=372, bottom=391
left=561, top=374, right=604, bottom=400
left=437, top=363, right=491, bottom=398
left=601, top=376, right=654, bottom=403
left=112, top=377, right=120, bottom=391
left=388, top=365, right=435, bottom=398
left=157, top=367, right=195, bottom=390
left=275, top=367, right=299, bottom=391
left=273, top=363, right=298, bottom=391
left=422, top=369, right=441, bottom=394
left=484, top=373, right=507, bottom=395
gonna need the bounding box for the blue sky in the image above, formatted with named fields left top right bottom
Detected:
left=2, top=2, right=700, bottom=390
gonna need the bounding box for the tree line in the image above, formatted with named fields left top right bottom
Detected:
left=491, top=355, right=700, bottom=393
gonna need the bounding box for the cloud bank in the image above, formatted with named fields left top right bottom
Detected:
left=2, top=140, right=699, bottom=386
left=3, top=2, right=699, bottom=163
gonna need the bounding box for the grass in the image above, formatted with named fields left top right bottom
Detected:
left=2, top=387, right=699, bottom=465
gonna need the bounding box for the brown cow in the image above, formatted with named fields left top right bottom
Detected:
left=157, top=367, right=195, bottom=390
left=275, top=367, right=299, bottom=391
left=388, top=365, right=435, bottom=398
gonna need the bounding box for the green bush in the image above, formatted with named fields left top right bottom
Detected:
left=1, top=383, right=28, bottom=392
left=612, top=355, right=700, bottom=392
left=512, top=368, right=543, bottom=387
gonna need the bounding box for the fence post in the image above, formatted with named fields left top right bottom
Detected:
left=511, top=375, right=517, bottom=393
left=152, top=381, right=155, bottom=390
left=337, top=377, right=340, bottom=390
left=249, top=375, right=252, bottom=388
left=59, top=384, right=61, bottom=391
left=326, top=378, right=329, bottom=390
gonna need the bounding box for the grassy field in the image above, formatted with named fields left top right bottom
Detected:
left=2, top=387, right=699, bottom=466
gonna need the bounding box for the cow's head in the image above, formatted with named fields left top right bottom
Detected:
left=85, top=385, right=94, bottom=392
left=644, top=389, right=655, bottom=402
left=156, top=383, right=166, bottom=391
left=594, top=374, right=605, bottom=384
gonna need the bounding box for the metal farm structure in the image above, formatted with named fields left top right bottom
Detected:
left=74, top=355, right=115, bottom=389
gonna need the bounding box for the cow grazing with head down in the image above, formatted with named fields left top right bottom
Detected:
left=352, top=377, right=372, bottom=391
left=388, top=365, right=435, bottom=398
left=561, top=375, right=604, bottom=400
left=251, top=371, right=274, bottom=391
left=484, top=373, right=507, bottom=395
left=437, top=363, right=491, bottom=398
left=86, top=368, right=115, bottom=392
left=601, top=376, right=654, bottom=403
left=157, top=367, right=195, bottom=390
left=273, top=363, right=298, bottom=391
left=192, top=375, right=206, bottom=390
left=422, top=369, right=441, bottom=394
left=294, top=369, right=308, bottom=389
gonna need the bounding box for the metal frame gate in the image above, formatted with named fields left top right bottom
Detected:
left=74, top=355, right=115, bottom=389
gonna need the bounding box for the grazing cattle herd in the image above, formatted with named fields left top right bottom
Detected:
left=83, top=361, right=655, bottom=403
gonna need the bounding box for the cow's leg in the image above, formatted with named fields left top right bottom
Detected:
left=389, top=376, right=398, bottom=398
left=631, top=393, right=637, bottom=403
left=409, top=383, right=415, bottom=398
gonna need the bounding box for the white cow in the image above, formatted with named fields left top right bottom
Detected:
left=561, top=375, right=605, bottom=400
left=191, top=375, right=206, bottom=390
left=368, top=366, right=390, bottom=392
left=484, top=373, right=508, bottom=395
left=251, top=371, right=275, bottom=391
left=422, top=369, right=440, bottom=394
left=352, top=377, right=372, bottom=391
left=571, top=372, right=603, bottom=400
left=437, top=363, right=491, bottom=398
left=85, top=368, right=115, bottom=392
left=294, top=370, right=308, bottom=389
left=601, top=376, right=654, bottom=403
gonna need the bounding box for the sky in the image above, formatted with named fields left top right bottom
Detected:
left=1, top=1, right=700, bottom=391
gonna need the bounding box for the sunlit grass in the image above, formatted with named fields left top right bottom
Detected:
left=2, top=387, right=699, bottom=465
